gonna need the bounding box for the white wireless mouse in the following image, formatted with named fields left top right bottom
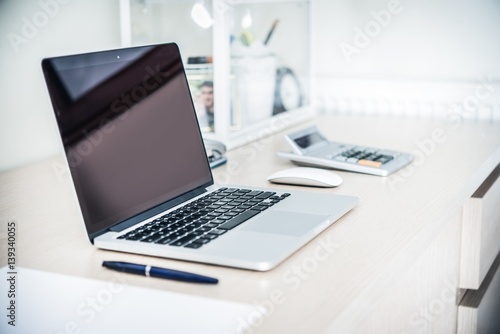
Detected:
left=267, top=167, right=343, bottom=188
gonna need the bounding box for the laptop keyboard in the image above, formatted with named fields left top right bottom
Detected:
left=117, top=188, right=291, bottom=249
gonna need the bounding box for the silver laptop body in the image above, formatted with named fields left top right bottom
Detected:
left=42, top=43, right=358, bottom=271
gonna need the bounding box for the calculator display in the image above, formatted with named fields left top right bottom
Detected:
left=294, top=132, right=326, bottom=149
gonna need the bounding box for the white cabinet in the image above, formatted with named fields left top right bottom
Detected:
left=458, top=252, right=500, bottom=334
left=460, top=164, right=500, bottom=290
left=457, top=164, right=500, bottom=334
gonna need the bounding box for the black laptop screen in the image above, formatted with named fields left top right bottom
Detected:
left=42, top=44, right=213, bottom=237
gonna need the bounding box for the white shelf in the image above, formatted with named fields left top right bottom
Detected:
left=120, top=0, right=313, bottom=149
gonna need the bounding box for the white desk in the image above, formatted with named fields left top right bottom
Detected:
left=1, top=114, right=499, bottom=333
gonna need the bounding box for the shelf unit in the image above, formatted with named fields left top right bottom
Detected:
left=119, top=0, right=313, bottom=149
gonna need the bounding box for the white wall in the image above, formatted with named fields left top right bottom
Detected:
left=0, top=0, right=121, bottom=172
left=311, top=0, right=500, bottom=81
left=310, top=0, right=500, bottom=120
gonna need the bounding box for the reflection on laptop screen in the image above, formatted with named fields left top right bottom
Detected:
left=42, top=44, right=213, bottom=237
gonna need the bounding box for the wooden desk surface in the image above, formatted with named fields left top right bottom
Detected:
left=1, top=114, right=499, bottom=333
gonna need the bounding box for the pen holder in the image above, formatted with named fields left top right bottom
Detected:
left=231, top=54, right=277, bottom=126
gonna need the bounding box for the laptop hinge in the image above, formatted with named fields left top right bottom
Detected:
left=89, top=186, right=209, bottom=242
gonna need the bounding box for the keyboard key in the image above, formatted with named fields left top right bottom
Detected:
left=140, top=234, right=162, bottom=243
left=154, top=236, right=178, bottom=244
left=211, top=195, right=224, bottom=200
left=178, top=218, right=193, bottom=225
left=185, top=242, right=203, bottom=249
left=251, top=205, right=269, bottom=211
left=135, top=231, right=153, bottom=238
left=125, top=234, right=142, bottom=241
left=232, top=199, right=246, bottom=204
left=218, top=210, right=260, bottom=230
left=151, top=231, right=171, bottom=239
left=208, top=229, right=227, bottom=236
left=195, top=238, right=211, bottom=244
left=168, top=231, right=184, bottom=238
left=160, top=226, right=176, bottom=232
left=255, top=192, right=275, bottom=199
left=205, top=199, right=218, bottom=203
left=224, top=211, right=240, bottom=216
left=177, top=227, right=195, bottom=234
left=171, top=234, right=197, bottom=246
left=247, top=191, right=262, bottom=196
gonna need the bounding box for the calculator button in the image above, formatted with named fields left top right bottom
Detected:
left=334, top=155, right=347, bottom=162
left=358, top=159, right=382, bottom=168
left=346, top=157, right=359, bottom=163
left=364, top=154, right=380, bottom=161
left=376, top=155, right=394, bottom=164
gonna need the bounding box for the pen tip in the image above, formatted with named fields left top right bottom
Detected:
left=102, top=261, right=112, bottom=268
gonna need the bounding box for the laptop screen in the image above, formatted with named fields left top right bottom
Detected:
left=42, top=43, right=213, bottom=237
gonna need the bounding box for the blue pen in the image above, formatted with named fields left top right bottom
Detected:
left=102, top=261, right=218, bottom=284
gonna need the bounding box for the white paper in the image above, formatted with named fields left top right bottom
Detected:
left=0, top=266, right=263, bottom=334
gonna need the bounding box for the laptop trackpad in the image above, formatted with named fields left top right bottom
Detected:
left=241, top=210, right=329, bottom=237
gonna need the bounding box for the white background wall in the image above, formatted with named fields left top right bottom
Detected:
left=0, top=0, right=121, bottom=172
left=311, top=0, right=500, bottom=120
left=1, top=0, right=499, bottom=172
left=311, top=0, right=500, bottom=81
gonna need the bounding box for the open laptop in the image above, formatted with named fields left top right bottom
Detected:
left=41, top=43, right=358, bottom=271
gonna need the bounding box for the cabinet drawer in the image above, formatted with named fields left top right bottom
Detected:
left=460, top=164, right=500, bottom=289
left=457, top=251, right=500, bottom=334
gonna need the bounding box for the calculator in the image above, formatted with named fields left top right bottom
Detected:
left=277, top=126, right=414, bottom=176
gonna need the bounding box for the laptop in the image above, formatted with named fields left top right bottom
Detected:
left=41, top=43, right=358, bottom=271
